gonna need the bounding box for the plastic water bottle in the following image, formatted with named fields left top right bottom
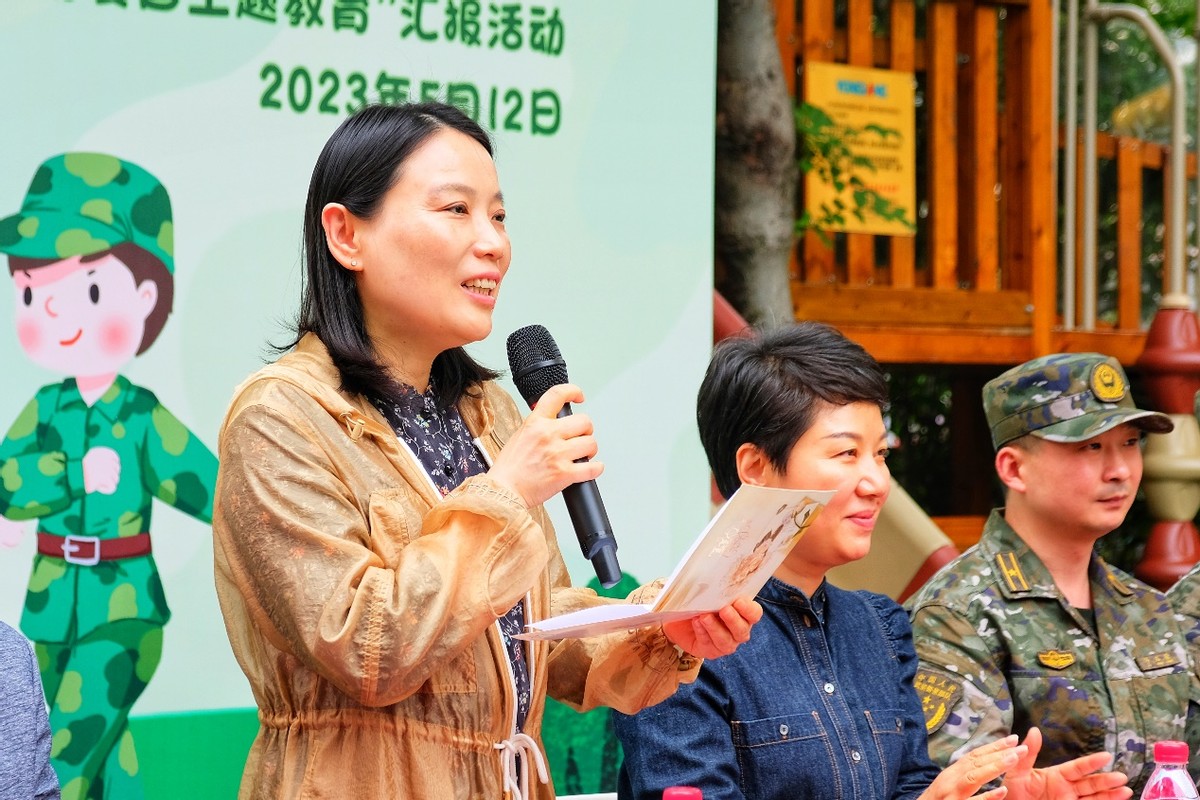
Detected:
left=662, top=788, right=702, bottom=800
left=1141, top=741, right=1199, bottom=800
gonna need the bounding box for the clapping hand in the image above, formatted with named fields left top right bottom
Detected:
left=1001, top=727, right=1131, bottom=800
left=919, top=735, right=1025, bottom=800
left=918, top=728, right=1131, bottom=800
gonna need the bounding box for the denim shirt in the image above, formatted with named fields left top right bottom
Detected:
left=613, top=577, right=940, bottom=800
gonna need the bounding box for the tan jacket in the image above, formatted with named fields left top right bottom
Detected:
left=213, top=334, right=698, bottom=799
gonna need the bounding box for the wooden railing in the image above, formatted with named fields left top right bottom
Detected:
left=1066, top=129, right=1197, bottom=326
left=774, top=0, right=1181, bottom=367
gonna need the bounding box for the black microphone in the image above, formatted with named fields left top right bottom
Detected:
left=506, top=324, right=621, bottom=588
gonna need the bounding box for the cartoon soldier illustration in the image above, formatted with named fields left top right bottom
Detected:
left=0, top=153, right=218, bottom=800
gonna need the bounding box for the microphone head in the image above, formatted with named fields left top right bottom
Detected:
left=506, top=324, right=569, bottom=406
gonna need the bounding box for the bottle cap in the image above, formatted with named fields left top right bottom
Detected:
left=1154, top=740, right=1190, bottom=763
left=663, top=788, right=703, bottom=800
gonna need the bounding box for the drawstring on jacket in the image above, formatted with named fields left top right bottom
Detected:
left=494, top=732, right=548, bottom=800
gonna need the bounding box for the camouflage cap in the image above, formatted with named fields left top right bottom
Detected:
left=0, top=152, right=173, bottom=272
left=983, top=352, right=1173, bottom=449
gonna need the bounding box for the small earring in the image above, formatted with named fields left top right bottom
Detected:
left=350, top=259, right=359, bottom=267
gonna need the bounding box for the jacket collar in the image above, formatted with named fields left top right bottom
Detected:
left=231, top=334, right=505, bottom=510
left=262, top=333, right=499, bottom=446
left=979, top=509, right=1136, bottom=606
left=760, top=576, right=829, bottom=622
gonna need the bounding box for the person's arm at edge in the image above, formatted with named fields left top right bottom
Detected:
left=908, top=600, right=1016, bottom=771
left=870, top=595, right=942, bottom=800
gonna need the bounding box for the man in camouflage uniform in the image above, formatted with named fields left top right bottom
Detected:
left=907, top=352, right=1196, bottom=794
left=0, top=153, right=217, bottom=800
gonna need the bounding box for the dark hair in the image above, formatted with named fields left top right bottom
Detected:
left=9, top=241, right=174, bottom=355
left=290, top=101, right=500, bottom=407
left=697, top=322, right=889, bottom=499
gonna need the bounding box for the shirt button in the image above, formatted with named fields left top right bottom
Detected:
left=851, top=750, right=862, bottom=763
left=824, top=682, right=835, bottom=694
left=778, top=724, right=789, bottom=737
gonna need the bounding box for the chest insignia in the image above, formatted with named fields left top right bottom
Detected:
left=913, top=668, right=963, bottom=735
left=1136, top=651, right=1181, bottom=672
left=1037, top=650, right=1076, bottom=670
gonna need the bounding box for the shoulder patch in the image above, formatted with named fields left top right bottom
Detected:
left=914, top=668, right=963, bottom=735
left=994, top=551, right=1030, bottom=593
left=1037, top=649, right=1076, bottom=670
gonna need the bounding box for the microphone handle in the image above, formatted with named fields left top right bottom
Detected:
left=556, top=406, right=621, bottom=588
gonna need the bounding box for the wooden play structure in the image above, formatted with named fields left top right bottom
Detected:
left=759, top=0, right=1200, bottom=587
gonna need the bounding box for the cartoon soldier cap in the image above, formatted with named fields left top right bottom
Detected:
left=983, top=352, right=1173, bottom=450
left=0, top=152, right=173, bottom=272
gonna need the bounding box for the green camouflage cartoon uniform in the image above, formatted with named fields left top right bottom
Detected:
left=0, top=154, right=217, bottom=800
left=906, top=353, right=1193, bottom=795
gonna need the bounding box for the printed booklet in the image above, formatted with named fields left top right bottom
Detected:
left=519, top=484, right=834, bottom=640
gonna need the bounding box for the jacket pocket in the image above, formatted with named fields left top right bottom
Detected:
left=366, top=489, right=479, bottom=696
left=864, top=709, right=906, bottom=791
left=416, top=646, right=479, bottom=695
left=366, top=488, right=420, bottom=563
left=1010, top=672, right=1106, bottom=762
left=731, top=711, right=839, bottom=797
left=1125, top=657, right=1190, bottom=782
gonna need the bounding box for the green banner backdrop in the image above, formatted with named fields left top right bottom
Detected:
left=0, top=1, right=717, bottom=796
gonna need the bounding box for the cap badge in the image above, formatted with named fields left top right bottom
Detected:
left=1091, top=363, right=1127, bottom=402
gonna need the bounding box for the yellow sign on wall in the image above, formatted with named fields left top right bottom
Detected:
left=803, top=62, right=916, bottom=236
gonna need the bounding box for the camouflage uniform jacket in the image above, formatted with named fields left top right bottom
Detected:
left=0, top=376, right=217, bottom=643
left=907, top=509, right=1194, bottom=794
left=212, top=333, right=700, bottom=800
left=1165, top=561, right=1200, bottom=778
